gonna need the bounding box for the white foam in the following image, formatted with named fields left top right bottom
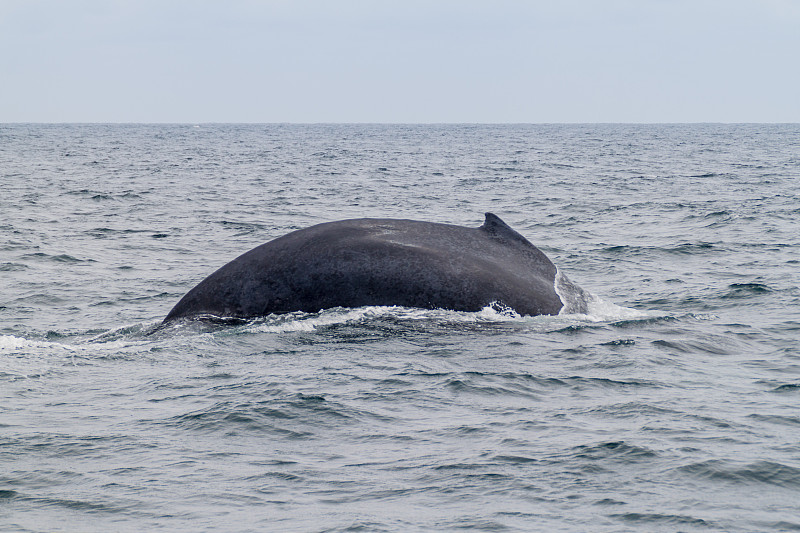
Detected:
left=559, top=293, right=656, bottom=323
left=385, top=304, right=522, bottom=323
left=552, top=267, right=658, bottom=323
left=0, top=335, right=66, bottom=379
left=0, top=334, right=64, bottom=352
left=476, top=303, right=522, bottom=321
left=245, top=306, right=398, bottom=333
left=0, top=334, right=27, bottom=351
left=240, top=296, right=656, bottom=335
left=554, top=268, right=590, bottom=315
left=243, top=303, right=529, bottom=333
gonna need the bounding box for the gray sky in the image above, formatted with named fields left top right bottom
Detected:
left=2, top=0, right=798, bottom=123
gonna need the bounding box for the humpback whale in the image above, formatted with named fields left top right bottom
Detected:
left=163, top=213, right=588, bottom=323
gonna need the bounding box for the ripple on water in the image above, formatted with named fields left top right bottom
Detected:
left=677, top=459, right=800, bottom=489
left=568, top=441, right=659, bottom=463
left=608, top=512, right=715, bottom=528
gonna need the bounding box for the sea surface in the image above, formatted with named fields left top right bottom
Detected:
left=1, top=123, right=799, bottom=532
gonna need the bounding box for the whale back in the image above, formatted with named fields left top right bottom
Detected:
left=164, top=213, right=564, bottom=321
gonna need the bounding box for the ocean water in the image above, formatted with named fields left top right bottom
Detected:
left=1, top=123, right=799, bottom=532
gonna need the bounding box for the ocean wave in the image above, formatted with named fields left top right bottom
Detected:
left=570, top=440, right=659, bottom=462
left=20, top=252, right=94, bottom=263
left=771, top=383, right=800, bottom=393
left=678, top=459, right=800, bottom=489
left=0, top=262, right=29, bottom=271
left=650, top=338, right=733, bottom=355
left=609, top=512, right=713, bottom=527
left=722, top=282, right=773, bottom=298
left=746, top=413, right=800, bottom=427
left=168, top=393, right=395, bottom=435
left=597, top=242, right=719, bottom=256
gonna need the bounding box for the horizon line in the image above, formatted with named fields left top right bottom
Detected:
left=3, top=121, right=799, bottom=126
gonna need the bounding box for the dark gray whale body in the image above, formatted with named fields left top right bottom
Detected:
left=164, top=213, right=587, bottom=323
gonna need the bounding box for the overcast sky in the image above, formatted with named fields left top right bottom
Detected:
left=2, top=0, right=798, bottom=123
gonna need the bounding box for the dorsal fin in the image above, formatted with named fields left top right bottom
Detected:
left=479, top=213, right=532, bottom=245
